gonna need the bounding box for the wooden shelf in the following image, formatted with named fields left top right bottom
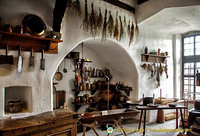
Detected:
left=141, top=54, right=169, bottom=64
left=72, top=89, right=96, bottom=96
left=0, top=31, right=62, bottom=54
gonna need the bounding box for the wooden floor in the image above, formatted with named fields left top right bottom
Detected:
left=77, top=119, right=181, bottom=136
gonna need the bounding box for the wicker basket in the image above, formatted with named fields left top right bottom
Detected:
left=8, top=100, right=23, bottom=113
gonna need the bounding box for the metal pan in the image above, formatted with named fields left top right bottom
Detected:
left=54, top=67, right=63, bottom=81
left=22, top=14, right=46, bottom=36
left=0, top=45, right=14, bottom=65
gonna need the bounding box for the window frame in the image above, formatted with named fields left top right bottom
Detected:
left=182, top=34, right=200, bottom=100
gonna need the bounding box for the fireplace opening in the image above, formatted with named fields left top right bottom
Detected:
left=4, top=86, right=32, bottom=115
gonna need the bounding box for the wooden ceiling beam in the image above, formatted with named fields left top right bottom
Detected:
left=103, top=0, right=135, bottom=14
left=138, top=0, right=149, bottom=5
left=53, top=0, right=69, bottom=32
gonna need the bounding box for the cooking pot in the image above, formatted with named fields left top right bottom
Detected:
left=143, top=97, right=154, bottom=106
left=22, top=14, right=46, bottom=36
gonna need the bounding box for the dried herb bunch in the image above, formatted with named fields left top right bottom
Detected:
left=113, top=12, right=119, bottom=41
left=107, top=11, right=114, bottom=37
left=129, top=22, right=134, bottom=46
left=135, top=20, right=139, bottom=42
left=97, top=8, right=103, bottom=29
left=82, top=0, right=89, bottom=31
left=127, top=20, right=131, bottom=37
left=89, top=3, right=98, bottom=37
left=124, top=15, right=127, bottom=27
left=102, top=9, right=108, bottom=41
left=119, top=16, right=124, bottom=41
left=67, top=0, right=73, bottom=8
left=73, top=0, right=81, bottom=16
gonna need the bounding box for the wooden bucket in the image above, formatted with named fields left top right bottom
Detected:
left=157, top=109, right=165, bottom=123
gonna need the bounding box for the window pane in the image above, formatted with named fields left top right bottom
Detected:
left=184, top=36, right=194, bottom=44
left=184, top=49, right=194, bottom=56
left=196, top=62, right=200, bottom=73
left=195, top=36, right=200, bottom=42
left=184, top=77, right=194, bottom=85
left=184, top=43, right=193, bottom=50
left=195, top=42, right=200, bottom=55
left=184, top=63, right=194, bottom=68
left=184, top=63, right=194, bottom=75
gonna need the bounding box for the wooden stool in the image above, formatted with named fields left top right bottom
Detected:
left=82, top=121, right=99, bottom=136
left=108, top=116, right=127, bottom=136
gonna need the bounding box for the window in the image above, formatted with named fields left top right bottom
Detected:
left=182, top=34, right=200, bottom=100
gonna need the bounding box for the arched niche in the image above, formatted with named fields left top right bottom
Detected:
left=52, top=38, right=139, bottom=111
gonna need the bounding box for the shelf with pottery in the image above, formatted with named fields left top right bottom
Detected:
left=141, top=54, right=169, bottom=64
left=0, top=31, right=62, bottom=54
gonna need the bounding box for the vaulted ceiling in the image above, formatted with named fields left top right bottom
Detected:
left=140, top=5, right=200, bottom=34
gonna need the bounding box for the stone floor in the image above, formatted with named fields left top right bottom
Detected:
left=77, top=119, right=187, bottom=136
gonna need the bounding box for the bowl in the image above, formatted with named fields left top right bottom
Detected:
left=81, top=113, right=95, bottom=118
left=169, top=103, right=177, bottom=107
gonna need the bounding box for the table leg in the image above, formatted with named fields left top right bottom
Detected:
left=180, top=109, right=185, bottom=132
left=138, top=110, right=143, bottom=129
left=143, top=110, right=146, bottom=136
left=176, top=109, right=178, bottom=129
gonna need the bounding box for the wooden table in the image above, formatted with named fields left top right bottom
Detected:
left=0, top=109, right=78, bottom=136
left=79, top=109, right=139, bottom=136
left=136, top=105, right=188, bottom=135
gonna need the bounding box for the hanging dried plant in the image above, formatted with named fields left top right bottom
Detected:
left=107, top=11, right=114, bottom=37
left=129, top=22, right=134, bottom=46
left=113, top=12, right=119, bottom=41
left=119, top=16, right=124, bottom=41
left=97, top=8, right=103, bottom=29
left=73, top=0, right=81, bottom=16
left=89, top=3, right=98, bottom=37
left=127, top=20, right=131, bottom=37
left=102, top=9, right=107, bottom=41
left=135, top=20, right=139, bottom=42
left=82, top=0, right=89, bottom=31
left=124, top=15, right=127, bottom=27
left=67, top=0, right=73, bottom=8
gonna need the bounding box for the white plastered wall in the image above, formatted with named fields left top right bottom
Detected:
left=0, top=0, right=175, bottom=118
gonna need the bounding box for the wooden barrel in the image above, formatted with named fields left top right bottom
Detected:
left=157, top=109, right=165, bottom=123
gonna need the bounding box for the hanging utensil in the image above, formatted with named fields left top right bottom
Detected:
left=29, top=48, right=34, bottom=68
left=63, top=58, right=67, bottom=73
left=40, top=49, right=45, bottom=70
left=54, top=67, right=63, bottom=81
left=0, top=45, right=14, bottom=65
left=17, top=46, right=23, bottom=74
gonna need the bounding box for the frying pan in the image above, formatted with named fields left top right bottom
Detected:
left=54, top=67, right=63, bottom=81
left=63, top=59, right=67, bottom=73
